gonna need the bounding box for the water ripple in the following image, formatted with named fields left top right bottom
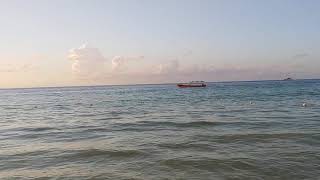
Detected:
left=0, top=80, right=319, bottom=179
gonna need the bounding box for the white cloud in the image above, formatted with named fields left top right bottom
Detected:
left=111, top=55, right=144, bottom=72
left=68, top=44, right=107, bottom=79
left=67, top=44, right=147, bottom=82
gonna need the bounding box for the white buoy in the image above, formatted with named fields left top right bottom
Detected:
left=302, top=103, right=307, bottom=107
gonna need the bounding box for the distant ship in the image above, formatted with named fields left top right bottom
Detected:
left=283, top=77, right=294, bottom=81
left=177, top=81, right=207, bottom=88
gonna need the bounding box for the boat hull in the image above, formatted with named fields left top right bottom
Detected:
left=177, top=84, right=206, bottom=88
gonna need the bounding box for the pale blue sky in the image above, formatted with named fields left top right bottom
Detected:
left=0, top=0, right=319, bottom=87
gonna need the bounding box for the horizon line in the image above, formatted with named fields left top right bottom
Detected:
left=1, top=78, right=319, bottom=90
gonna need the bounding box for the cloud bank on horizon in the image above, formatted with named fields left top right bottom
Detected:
left=66, top=44, right=316, bottom=85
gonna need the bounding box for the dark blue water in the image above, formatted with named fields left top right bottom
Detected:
left=0, top=80, right=319, bottom=179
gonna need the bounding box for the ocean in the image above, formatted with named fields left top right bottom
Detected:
left=0, top=80, right=319, bottom=179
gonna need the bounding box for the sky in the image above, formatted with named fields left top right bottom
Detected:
left=0, top=0, right=319, bottom=88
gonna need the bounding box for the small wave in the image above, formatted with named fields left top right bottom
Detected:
left=117, top=121, right=229, bottom=129
left=181, top=121, right=223, bottom=127
left=259, top=116, right=297, bottom=120
left=10, top=150, right=50, bottom=157
left=196, top=132, right=318, bottom=143
left=28, top=127, right=58, bottom=132
left=67, top=149, right=145, bottom=159
left=78, top=113, right=97, bottom=117
left=95, top=117, right=122, bottom=121
left=3, top=106, right=20, bottom=110
left=5, top=126, right=58, bottom=132
left=80, top=127, right=110, bottom=133
left=158, top=142, right=213, bottom=151
left=161, top=157, right=257, bottom=171
left=53, top=104, right=72, bottom=110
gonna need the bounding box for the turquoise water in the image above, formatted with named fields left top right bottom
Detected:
left=0, top=80, right=319, bottom=179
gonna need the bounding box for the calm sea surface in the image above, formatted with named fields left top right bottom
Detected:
left=0, top=80, right=319, bottom=179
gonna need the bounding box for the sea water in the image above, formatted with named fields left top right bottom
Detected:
left=0, top=80, right=319, bottom=179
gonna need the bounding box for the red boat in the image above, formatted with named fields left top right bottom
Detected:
left=177, top=81, right=207, bottom=88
